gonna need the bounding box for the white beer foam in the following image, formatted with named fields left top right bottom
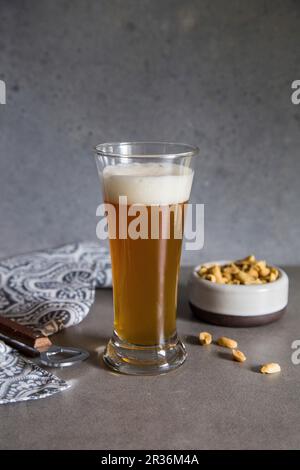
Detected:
left=103, top=163, right=194, bottom=205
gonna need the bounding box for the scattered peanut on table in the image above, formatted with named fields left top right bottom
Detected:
left=260, top=363, right=281, bottom=374
left=199, top=331, right=212, bottom=345
left=197, top=331, right=281, bottom=374
left=232, top=349, right=247, bottom=363
left=217, top=336, right=238, bottom=349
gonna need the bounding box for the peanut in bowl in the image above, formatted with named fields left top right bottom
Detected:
left=188, top=256, right=289, bottom=327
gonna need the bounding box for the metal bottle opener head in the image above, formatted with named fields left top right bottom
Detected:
left=39, top=344, right=89, bottom=368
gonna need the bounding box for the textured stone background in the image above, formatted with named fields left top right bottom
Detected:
left=0, top=0, right=299, bottom=265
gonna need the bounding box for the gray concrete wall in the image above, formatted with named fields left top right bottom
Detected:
left=0, top=0, right=299, bottom=265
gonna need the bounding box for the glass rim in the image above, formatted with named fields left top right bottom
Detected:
left=95, top=141, right=199, bottom=159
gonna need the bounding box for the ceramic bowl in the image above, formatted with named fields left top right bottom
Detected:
left=188, top=260, right=289, bottom=327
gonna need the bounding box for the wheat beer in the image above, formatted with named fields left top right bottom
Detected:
left=103, top=163, right=193, bottom=346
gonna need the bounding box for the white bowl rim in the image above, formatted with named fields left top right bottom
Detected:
left=192, top=260, right=288, bottom=292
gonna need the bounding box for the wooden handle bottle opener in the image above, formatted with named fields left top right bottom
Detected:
left=0, top=315, right=89, bottom=367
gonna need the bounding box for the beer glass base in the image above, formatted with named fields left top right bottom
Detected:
left=103, top=332, right=187, bottom=375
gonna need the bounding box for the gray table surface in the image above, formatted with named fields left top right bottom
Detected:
left=1, top=266, right=300, bottom=450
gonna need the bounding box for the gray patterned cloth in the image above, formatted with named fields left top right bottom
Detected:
left=0, top=241, right=112, bottom=405
left=0, top=341, right=70, bottom=404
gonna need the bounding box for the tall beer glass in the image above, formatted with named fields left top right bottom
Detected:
left=95, top=142, right=198, bottom=375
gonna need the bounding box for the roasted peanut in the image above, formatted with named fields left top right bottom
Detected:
left=217, top=336, right=238, bottom=349
left=248, top=267, right=259, bottom=279
left=227, top=263, right=240, bottom=274
left=236, top=270, right=256, bottom=285
left=232, top=349, right=246, bottom=362
left=198, top=266, right=208, bottom=276
left=199, top=331, right=212, bottom=345
left=256, top=261, right=270, bottom=277
left=211, top=265, right=225, bottom=284
left=236, top=255, right=255, bottom=266
left=256, top=260, right=266, bottom=269
left=204, top=274, right=216, bottom=283
left=245, top=255, right=256, bottom=264
left=241, top=263, right=249, bottom=271
left=197, top=256, right=279, bottom=285
left=260, top=363, right=281, bottom=374
left=269, top=268, right=279, bottom=282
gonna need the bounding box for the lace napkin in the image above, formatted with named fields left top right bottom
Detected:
left=0, top=242, right=111, bottom=404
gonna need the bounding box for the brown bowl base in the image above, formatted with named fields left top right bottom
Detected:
left=189, top=303, right=286, bottom=327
